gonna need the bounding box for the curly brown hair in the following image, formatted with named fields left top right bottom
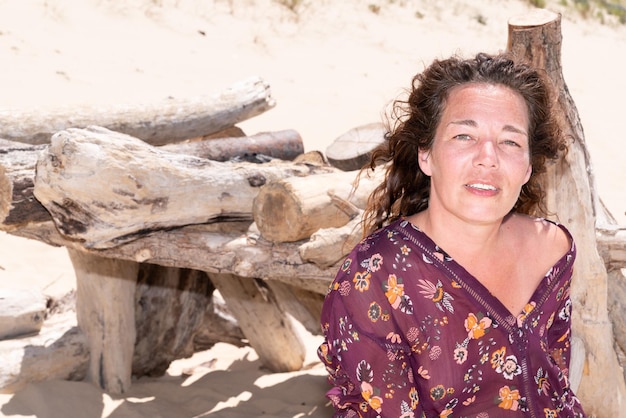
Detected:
left=362, top=52, right=566, bottom=234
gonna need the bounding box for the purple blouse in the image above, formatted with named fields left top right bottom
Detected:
left=318, top=218, right=587, bottom=417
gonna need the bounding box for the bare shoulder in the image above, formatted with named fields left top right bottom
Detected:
left=509, top=214, right=571, bottom=260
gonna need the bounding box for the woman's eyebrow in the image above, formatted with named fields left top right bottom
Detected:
left=448, top=119, right=528, bottom=136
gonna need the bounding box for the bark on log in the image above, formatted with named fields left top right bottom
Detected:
left=0, top=76, right=275, bottom=146
left=508, top=10, right=626, bottom=414
left=33, top=126, right=338, bottom=249
left=253, top=166, right=384, bottom=243
left=159, top=129, right=304, bottom=162
left=0, top=140, right=50, bottom=226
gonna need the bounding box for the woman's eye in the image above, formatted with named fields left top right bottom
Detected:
left=502, top=139, right=521, bottom=147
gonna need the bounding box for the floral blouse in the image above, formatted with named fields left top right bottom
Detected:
left=318, top=218, right=587, bottom=417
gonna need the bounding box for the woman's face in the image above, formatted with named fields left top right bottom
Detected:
left=418, top=83, right=532, bottom=226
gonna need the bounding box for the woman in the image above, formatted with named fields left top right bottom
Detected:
left=317, top=52, right=587, bottom=417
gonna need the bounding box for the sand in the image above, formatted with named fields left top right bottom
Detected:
left=0, top=0, right=624, bottom=416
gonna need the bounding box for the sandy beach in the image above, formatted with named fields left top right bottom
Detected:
left=0, top=0, right=625, bottom=416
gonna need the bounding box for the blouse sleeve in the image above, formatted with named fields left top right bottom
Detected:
left=319, top=251, right=424, bottom=417
left=545, top=260, right=575, bottom=377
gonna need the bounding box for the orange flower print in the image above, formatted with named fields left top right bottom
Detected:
left=385, top=274, right=405, bottom=309
left=430, top=384, right=446, bottom=401
left=544, top=408, right=558, bottom=418
left=491, top=347, right=507, bottom=369
left=498, top=385, right=521, bottom=411
left=368, top=302, right=382, bottom=322
left=353, top=271, right=371, bottom=292
left=361, top=382, right=383, bottom=413
left=517, top=301, right=536, bottom=326
left=409, top=387, right=420, bottom=409
left=465, top=312, right=492, bottom=339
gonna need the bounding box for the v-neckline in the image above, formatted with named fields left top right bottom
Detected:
left=398, top=218, right=574, bottom=328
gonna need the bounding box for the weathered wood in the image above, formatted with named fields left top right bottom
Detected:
left=160, top=129, right=304, bottom=162
left=0, top=140, right=50, bottom=226
left=508, top=9, right=626, bottom=414
left=0, top=76, right=275, bottom=146
left=265, top=280, right=321, bottom=335
left=0, top=288, right=47, bottom=339
left=132, top=265, right=220, bottom=377
left=298, top=214, right=363, bottom=267
left=252, top=167, right=384, bottom=243
left=68, top=249, right=138, bottom=394
left=192, top=289, right=247, bottom=351
left=597, top=225, right=626, bottom=271
left=607, top=269, right=626, bottom=383
left=0, top=312, right=88, bottom=394
left=208, top=273, right=306, bottom=372
left=32, top=126, right=338, bottom=249
left=8, top=221, right=335, bottom=295
left=325, top=123, right=386, bottom=171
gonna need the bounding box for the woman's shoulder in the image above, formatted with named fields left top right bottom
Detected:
left=509, top=214, right=573, bottom=259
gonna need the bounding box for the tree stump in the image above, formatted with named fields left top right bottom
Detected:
left=508, top=9, right=626, bottom=415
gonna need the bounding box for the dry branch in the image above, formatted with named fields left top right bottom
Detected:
left=0, top=76, right=275, bottom=146
left=160, top=129, right=304, bottom=162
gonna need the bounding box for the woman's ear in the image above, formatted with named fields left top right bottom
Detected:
left=418, top=149, right=432, bottom=176
left=523, top=163, right=532, bottom=184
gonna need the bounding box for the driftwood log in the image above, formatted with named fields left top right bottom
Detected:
left=507, top=9, right=626, bottom=415
left=252, top=168, right=384, bottom=243
left=159, top=129, right=304, bottom=162
left=0, top=140, right=50, bottom=226
left=325, top=122, right=386, bottom=171
left=0, top=313, right=88, bottom=394
left=32, top=126, right=338, bottom=249
left=0, top=76, right=275, bottom=146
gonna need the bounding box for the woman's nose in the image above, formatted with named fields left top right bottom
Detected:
left=473, top=140, right=499, bottom=168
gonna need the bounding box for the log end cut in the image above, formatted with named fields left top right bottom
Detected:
left=253, top=182, right=304, bottom=243
left=325, top=123, right=386, bottom=171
